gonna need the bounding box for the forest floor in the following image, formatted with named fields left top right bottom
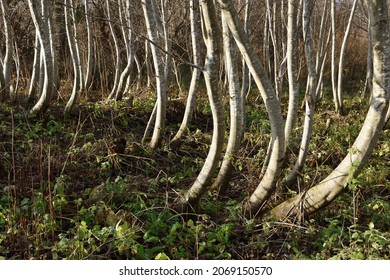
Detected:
left=0, top=89, right=389, bottom=260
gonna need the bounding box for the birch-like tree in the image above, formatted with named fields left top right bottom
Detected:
left=114, top=0, right=135, bottom=101
left=218, top=0, right=285, bottom=217
left=285, top=0, right=319, bottom=186
left=141, top=0, right=168, bottom=149
left=271, top=0, right=390, bottom=221
left=170, top=0, right=202, bottom=148
left=0, top=0, right=14, bottom=101
left=211, top=9, right=243, bottom=195
left=27, top=0, right=55, bottom=114
left=175, top=0, right=225, bottom=212
left=64, top=0, right=84, bottom=115
left=284, top=0, right=299, bottom=145
left=331, top=0, right=359, bottom=115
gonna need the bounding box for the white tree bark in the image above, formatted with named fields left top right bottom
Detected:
left=170, top=0, right=202, bottom=148
left=0, top=0, right=14, bottom=100
left=28, top=0, right=54, bottom=114
left=142, top=0, right=167, bottom=149
left=106, top=0, right=122, bottom=99
left=218, top=0, right=285, bottom=217
left=84, top=0, right=95, bottom=90
left=285, top=0, right=318, bottom=187
left=64, top=0, right=83, bottom=115
left=284, top=0, right=299, bottom=145
left=175, top=0, right=225, bottom=211
left=115, top=0, right=135, bottom=101
left=270, top=0, right=390, bottom=221
left=336, top=0, right=359, bottom=114
left=212, top=10, right=243, bottom=195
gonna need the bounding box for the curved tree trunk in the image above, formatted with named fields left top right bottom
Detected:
left=285, top=0, right=318, bottom=186
left=64, top=0, right=83, bottom=115
left=270, top=0, right=390, bottom=221
left=115, top=0, right=135, bottom=101
left=284, top=0, right=299, bottom=146
left=28, top=0, right=54, bottom=114
left=211, top=10, right=243, bottom=196
left=336, top=0, right=358, bottom=115
left=106, top=0, right=122, bottom=99
left=0, top=0, right=14, bottom=101
left=170, top=0, right=202, bottom=148
left=142, top=0, right=167, bottom=149
left=175, top=0, right=225, bottom=212
left=218, top=0, right=285, bottom=218
left=84, top=0, right=95, bottom=90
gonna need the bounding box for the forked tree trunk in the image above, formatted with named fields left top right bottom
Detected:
left=142, top=0, right=167, bottom=149
left=285, top=0, right=318, bottom=187
left=115, top=0, right=135, bottom=101
left=211, top=10, right=243, bottom=195
left=28, top=0, right=54, bottom=114
left=106, top=0, right=122, bottom=99
left=270, top=0, right=390, bottom=221
left=175, top=0, right=225, bottom=212
left=64, top=0, right=83, bottom=115
left=218, top=0, right=285, bottom=218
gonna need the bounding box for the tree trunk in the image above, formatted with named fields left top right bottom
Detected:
left=115, top=0, right=135, bottom=101
left=142, top=0, right=167, bottom=149
left=170, top=0, right=202, bottom=148
left=218, top=0, right=285, bottom=218
left=285, top=0, right=318, bottom=187
left=64, top=0, right=83, bottom=115
left=284, top=0, right=299, bottom=146
left=0, top=0, right=14, bottom=101
left=212, top=9, right=243, bottom=196
left=84, top=0, right=95, bottom=90
left=28, top=0, right=54, bottom=114
left=106, top=0, right=122, bottom=99
left=270, top=0, right=390, bottom=221
left=175, top=0, right=225, bottom=212
left=336, top=0, right=358, bottom=115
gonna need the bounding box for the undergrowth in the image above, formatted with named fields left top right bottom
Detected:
left=0, top=92, right=389, bottom=260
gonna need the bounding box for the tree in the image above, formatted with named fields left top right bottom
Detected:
left=284, top=0, right=299, bottom=145
left=141, top=0, right=168, bottom=149
left=27, top=0, right=55, bottom=114
left=285, top=0, right=319, bottom=186
left=64, top=0, right=84, bottom=115
left=114, top=0, right=135, bottom=101
left=170, top=0, right=202, bottom=148
left=0, top=0, right=14, bottom=101
left=218, top=0, right=285, bottom=217
left=211, top=6, right=243, bottom=195
left=175, top=0, right=225, bottom=212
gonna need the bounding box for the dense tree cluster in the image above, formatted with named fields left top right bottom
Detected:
left=0, top=0, right=389, bottom=221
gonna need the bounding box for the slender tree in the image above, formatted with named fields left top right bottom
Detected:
left=284, top=0, right=299, bottom=145
left=0, top=0, right=14, bottom=101
left=142, top=0, right=168, bottom=149
left=285, top=0, right=319, bottom=186
left=170, top=0, right=202, bottom=148
left=64, top=0, right=84, bottom=115
left=175, top=0, right=225, bottom=212
left=27, top=0, right=54, bottom=114
left=211, top=9, right=243, bottom=195
left=218, top=0, right=285, bottom=217
left=114, top=0, right=135, bottom=101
